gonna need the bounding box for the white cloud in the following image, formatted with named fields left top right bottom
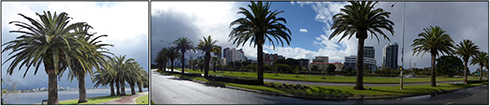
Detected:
left=299, top=28, right=308, bottom=33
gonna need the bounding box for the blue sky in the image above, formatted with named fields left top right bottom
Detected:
left=151, top=1, right=488, bottom=72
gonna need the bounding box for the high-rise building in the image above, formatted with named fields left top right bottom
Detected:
left=382, top=42, right=398, bottom=69
left=312, top=56, right=329, bottom=63
left=298, top=59, right=310, bottom=69
left=223, top=48, right=230, bottom=59
left=224, top=48, right=246, bottom=65
left=364, top=46, right=375, bottom=58
left=344, top=55, right=377, bottom=71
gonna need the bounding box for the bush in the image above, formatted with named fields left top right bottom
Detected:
left=207, top=75, right=258, bottom=85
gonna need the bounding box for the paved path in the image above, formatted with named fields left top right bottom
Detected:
left=99, top=92, right=148, bottom=104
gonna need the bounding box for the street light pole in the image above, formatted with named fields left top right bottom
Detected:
left=392, top=1, right=405, bottom=90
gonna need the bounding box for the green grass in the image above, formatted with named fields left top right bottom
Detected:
left=175, top=68, right=479, bottom=83
left=135, top=94, right=149, bottom=105
left=168, top=73, right=488, bottom=98
left=55, top=93, right=133, bottom=105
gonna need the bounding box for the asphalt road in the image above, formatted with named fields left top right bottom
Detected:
left=151, top=69, right=488, bottom=105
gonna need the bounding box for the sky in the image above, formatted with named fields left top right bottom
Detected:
left=151, top=1, right=488, bottom=73
left=2, top=1, right=148, bottom=90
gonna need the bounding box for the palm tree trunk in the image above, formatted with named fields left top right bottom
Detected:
left=171, top=59, right=174, bottom=73
left=115, top=80, right=120, bottom=95
left=130, top=83, right=136, bottom=95
left=120, top=80, right=126, bottom=95
left=213, top=63, right=216, bottom=73
left=480, top=65, right=483, bottom=81
left=257, top=45, right=264, bottom=85
left=353, top=39, right=365, bottom=90
left=110, top=81, right=115, bottom=96
left=181, top=51, right=185, bottom=77
left=159, top=63, right=163, bottom=72
left=463, top=58, right=468, bottom=83
left=77, top=73, right=88, bottom=103
left=204, top=52, right=211, bottom=77
left=431, top=54, right=437, bottom=87
left=47, top=72, right=59, bottom=105
left=137, top=82, right=143, bottom=92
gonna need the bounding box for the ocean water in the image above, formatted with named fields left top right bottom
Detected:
left=2, top=88, right=148, bottom=104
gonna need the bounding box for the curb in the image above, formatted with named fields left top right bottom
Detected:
left=161, top=72, right=488, bottom=101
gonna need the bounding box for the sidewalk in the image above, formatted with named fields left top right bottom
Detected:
left=98, top=92, right=148, bottom=104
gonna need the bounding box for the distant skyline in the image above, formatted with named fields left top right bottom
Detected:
left=151, top=1, right=488, bottom=72
left=2, top=1, right=148, bottom=90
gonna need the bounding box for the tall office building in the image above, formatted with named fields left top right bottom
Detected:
left=224, top=48, right=246, bottom=65
left=364, top=46, right=375, bottom=58
left=382, top=42, right=398, bottom=69
left=215, top=46, right=222, bottom=59
left=344, top=55, right=376, bottom=71
left=223, top=48, right=230, bottom=59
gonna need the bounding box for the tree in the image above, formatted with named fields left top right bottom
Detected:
left=229, top=1, right=291, bottom=85
left=2, top=11, right=92, bottom=104
left=471, top=51, right=488, bottom=81
left=329, top=1, right=395, bottom=90
left=174, top=37, right=194, bottom=77
left=311, top=65, right=319, bottom=72
left=65, top=26, right=113, bottom=103
left=436, top=56, right=463, bottom=77
left=412, top=26, right=454, bottom=87
left=211, top=56, right=220, bottom=72
left=454, top=39, right=480, bottom=83
left=155, top=48, right=169, bottom=72
left=198, top=58, right=205, bottom=72
left=93, top=65, right=116, bottom=96
left=166, top=47, right=181, bottom=73
left=327, top=64, right=336, bottom=74
left=196, top=36, right=221, bottom=77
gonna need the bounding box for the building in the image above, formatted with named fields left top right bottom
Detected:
left=298, top=59, right=310, bottom=69
left=364, top=46, right=375, bottom=58
left=310, top=62, right=344, bottom=71
left=223, top=48, right=230, bottom=59
left=382, top=43, right=398, bottom=69
left=224, top=48, right=247, bottom=65
left=344, top=55, right=377, bottom=71
left=312, top=56, right=329, bottom=63
left=263, top=53, right=285, bottom=65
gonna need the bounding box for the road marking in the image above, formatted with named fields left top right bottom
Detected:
left=445, top=101, right=453, bottom=105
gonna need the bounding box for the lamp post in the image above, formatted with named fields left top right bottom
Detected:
left=392, top=1, right=405, bottom=90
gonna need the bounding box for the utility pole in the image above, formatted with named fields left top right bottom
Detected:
left=392, top=1, right=405, bottom=90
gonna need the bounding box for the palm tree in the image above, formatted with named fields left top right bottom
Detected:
left=155, top=48, right=169, bottom=72
left=211, top=56, right=220, bottom=72
left=329, top=1, right=394, bottom=90
left=229, top=1, right=292, bottom=85
left=196, top=36, right=221, bottom=77
left=93, top=65, right=116, bottom=96
left=107, top=55, right=136, bottom=95
left=65, top=26, right=113, bottom=103
left=166, top=47, right=180, bottom=73
left=198, top=58, right=205, bottom=72
left=2, top=11, right=91, bottom=104
left=188, top=59, right=196, bottom=71
left=454, top=40, right=480, bottom=83
left=471, top=51, right=488, bottom=81
left=174, top=37, right=194, bottom=76
left=412, top=26, right=454, bottom=87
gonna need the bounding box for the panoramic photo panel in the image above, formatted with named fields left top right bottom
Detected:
left=150, top=1, right=488, bottom=105
left=1, top=1, right=149, bottom=105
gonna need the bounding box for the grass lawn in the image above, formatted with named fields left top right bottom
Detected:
left=175, top=68, right=479, bottom=83
left=135, top=94, right=149, bottom=105
left=55, top=93, right=133, bottom=105
left=168, top=73, right=488, bottom=98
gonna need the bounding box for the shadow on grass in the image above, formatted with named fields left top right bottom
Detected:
left=369, top=88, right=442, bottom=95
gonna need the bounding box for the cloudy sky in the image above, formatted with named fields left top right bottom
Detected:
left=151, top=1, right=488, bottom=73
left=2, top=1, right=148, bottom=90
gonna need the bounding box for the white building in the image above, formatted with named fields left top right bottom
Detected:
left=344, top=55, right=377, bottom=71
left=224, top=48, right=247, bottom=65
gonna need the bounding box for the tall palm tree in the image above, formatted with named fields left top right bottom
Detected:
left=174, top=37, right=194, bottom=77
left=211, top=56, right=220, bottom=72
left=198, top=58, right=205, bottom=72
left=166, top=47, right=181, bottom=73
left=453, top=39, right=480, bottom=83
left=188, top=59, right=196, bottom=71
left=65, top=26, right=113, bottom=103
left=107, top=55, right=136, bottom=95
left=93, top=65, right=116, bottom=96
left=412, top=26, right=454, bottom=87
left=196, top=36, right=221, bottom=77
left=471, top=51, right=488, bottom=81
left=329, top=1, right=394, bottom=90
left=155, top=48, right=169, bottom=72
left=229, top=1, right=292, bottom=85
left=2, top=11, right=91, bottom=104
